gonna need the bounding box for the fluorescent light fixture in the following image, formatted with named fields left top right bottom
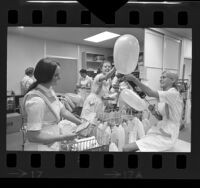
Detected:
left=27, top=1, right=78, bottom=3
left=84, top=31, right=120, bottom=43
left=127, top=1, right=181, bottom=4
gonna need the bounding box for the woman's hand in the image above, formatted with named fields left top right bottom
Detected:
left=112, top=66, right=116, bottom=72
left=148, top=104, right=163, bottom=120
left=112, top=84, right=119, bottom=90
left=148, top=104, right=157, bottom=116
left=148, top=104, right=155, bottom=112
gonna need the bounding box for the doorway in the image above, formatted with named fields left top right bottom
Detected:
left=48, top=57, right=78, bottom=94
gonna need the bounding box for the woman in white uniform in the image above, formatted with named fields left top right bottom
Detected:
left=21, top=67, right=35, bottom=95
left=81, top=60, right=116, bottom=119
left=76, top=69, right=93, bottom=106
left=23, top=58, right=82, bottom=151
left=122, top=71, right=183, bottom=152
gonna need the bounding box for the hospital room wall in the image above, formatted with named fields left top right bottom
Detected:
left=143, top=29, right=192, bottom=92
left=7, top=32, right=112, bottom=95
left=179, top=38, right=192, bottom=82
left=7, top=34, right=45, bottom=95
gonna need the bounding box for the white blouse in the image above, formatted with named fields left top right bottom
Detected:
left=78, top=75, right=93, bottom=87
left=158, top=88, right=183, bottom=124
left=25, top=84, right=64, bottom=131
left=24, top=84, right=65, bottom=151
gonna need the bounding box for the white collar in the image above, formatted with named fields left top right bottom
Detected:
left=37, top=84, right=55, bottom=97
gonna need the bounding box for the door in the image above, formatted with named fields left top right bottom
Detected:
left=184, top=58, right=192, bottom=81
left=49, top=57, right=78, bottom=94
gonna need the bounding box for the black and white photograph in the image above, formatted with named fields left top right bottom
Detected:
left=6, top=27, right=192, bottom=152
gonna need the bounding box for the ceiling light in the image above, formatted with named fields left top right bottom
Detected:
left=84, top=31, right=120, bottom=43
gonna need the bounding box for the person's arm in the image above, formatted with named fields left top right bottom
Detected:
left=60, top=107, right=82, bottom=125
left=25, top=96, right=77, bottom=145
left=98, top=67, right=116, bottom=82
left=124, top=74, right=159, bottom=99
left=27, top=130, right=77, bottom=145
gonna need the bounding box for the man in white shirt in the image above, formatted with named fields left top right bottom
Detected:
left=21, top=67, right=35, bottom=95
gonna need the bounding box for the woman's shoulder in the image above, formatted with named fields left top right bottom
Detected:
left=160, top=87, right=178, bottom=94
left=159, top=87, right=181, bottom=101
left=25, top=91, right=46, bottom=106
left=168, top=87, right=180, bottom=95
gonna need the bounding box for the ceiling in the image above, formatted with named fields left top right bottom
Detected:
left=161, top=28, right=192, bottom=40
left=8, top=27, right=192, bottom=49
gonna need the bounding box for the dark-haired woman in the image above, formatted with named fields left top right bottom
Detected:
left=23, top=58, right=82, bottom=151
left=76, top=69, right=93, bottom=106
left=122, top=71, right=183, bottom=152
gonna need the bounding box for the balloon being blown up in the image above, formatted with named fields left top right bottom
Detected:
left=114, top=34, right=140, bottom=75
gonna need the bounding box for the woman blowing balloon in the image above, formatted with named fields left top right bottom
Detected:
left=122, top=71, right=183, bottom=152
left=22, top=58, right=82, bottom=151
left=81, top=60, right=116, bottom=119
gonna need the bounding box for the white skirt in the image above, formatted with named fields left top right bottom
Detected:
left=136, top=134, right=174, bottom=152
left=136, top=124, right=177, bottom=152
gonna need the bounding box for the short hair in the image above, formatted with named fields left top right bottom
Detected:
left=25, top=67, right=34, bottom=76
left=80, top=69, right=87, bottom=74
left=162, top=70, right=179, bottom=88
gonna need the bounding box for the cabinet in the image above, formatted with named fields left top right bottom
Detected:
left=82, top=52, right=105, bottom=71
left=82, top=52, right=107, bottom=78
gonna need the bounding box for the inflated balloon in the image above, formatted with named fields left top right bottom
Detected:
left=114, top=34, right=140, bottom=75
left=119, top=89, right=146, bottom=111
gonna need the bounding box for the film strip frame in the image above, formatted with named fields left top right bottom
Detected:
left=0, top=0, right=199, bottom=179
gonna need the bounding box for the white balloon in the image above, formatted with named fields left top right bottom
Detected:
left=120, top=89, right=147, bottom=111
left=114, top=34, right=140, bottom=75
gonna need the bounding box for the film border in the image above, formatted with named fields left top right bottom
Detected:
left=0, top=0, right=199, bottom=179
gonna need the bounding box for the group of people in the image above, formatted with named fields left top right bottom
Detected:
left=21, top=57, right=183, bottom=152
